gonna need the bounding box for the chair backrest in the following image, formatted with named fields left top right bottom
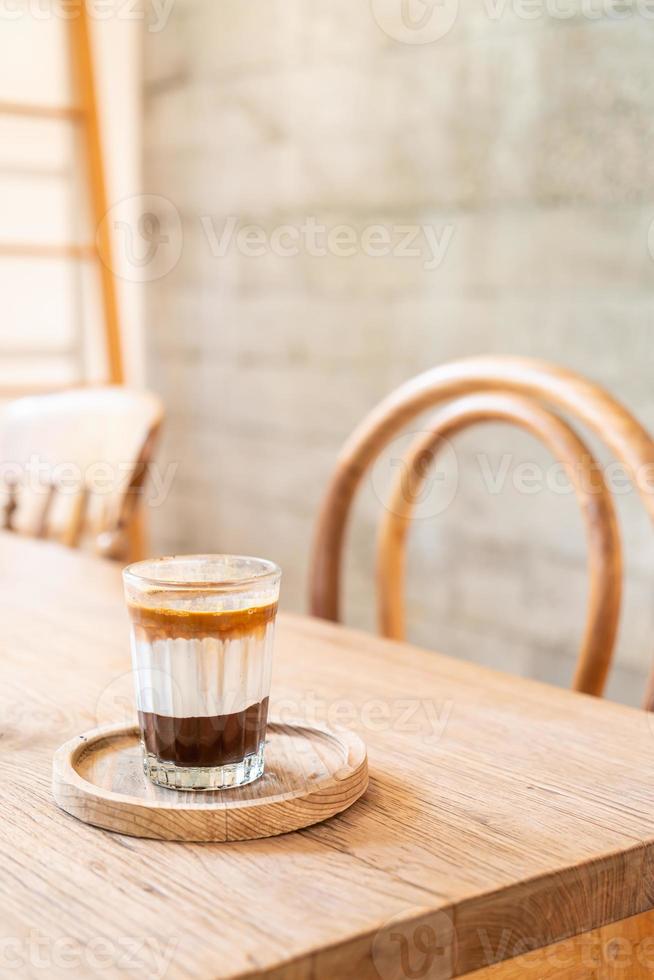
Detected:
left=0, top=386, right=163, bottom=560
left=309, top=356, right=654, bottom=707
left=376, top=392, right=621, bottom=697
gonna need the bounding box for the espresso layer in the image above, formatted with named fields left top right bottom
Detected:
left=128, top=601, right=277, bottom=641
left=138, top=697, right=269, bottom=767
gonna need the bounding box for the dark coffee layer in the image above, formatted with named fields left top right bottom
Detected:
left=138, top=697, right=269, bottom=767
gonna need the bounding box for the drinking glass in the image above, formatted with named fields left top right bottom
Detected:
left=122, top=555, right=281, bottom=790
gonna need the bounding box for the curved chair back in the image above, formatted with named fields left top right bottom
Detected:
left=377, top=392, right=621, bottom=697
left=0, top=386, right=163, bottom=560
left=310, top=357, right=654, bottom=705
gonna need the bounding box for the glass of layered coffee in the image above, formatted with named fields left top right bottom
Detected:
left=122, top=555, right=281, bottom=791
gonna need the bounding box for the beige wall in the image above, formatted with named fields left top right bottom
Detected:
left=144, top=1, right=654, bottom=706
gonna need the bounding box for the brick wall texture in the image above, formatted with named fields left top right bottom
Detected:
left=143, top=0, right=654, bottom=705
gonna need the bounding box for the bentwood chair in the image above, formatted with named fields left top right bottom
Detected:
left=0, top=387, right=163, bottom=561
left=309, top=357, right=654, bottom=709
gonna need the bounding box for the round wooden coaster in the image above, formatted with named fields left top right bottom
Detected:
left=52, top=721, right=368, bottom=842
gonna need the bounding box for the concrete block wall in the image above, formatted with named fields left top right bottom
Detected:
left=143, top=0, right=654, bottom=705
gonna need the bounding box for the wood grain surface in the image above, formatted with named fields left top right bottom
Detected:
left=52, top=721, right=368, bottom=842
left=2, top=534, right=654, bottom=978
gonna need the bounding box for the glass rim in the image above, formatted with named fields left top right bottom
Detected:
left=122, top=554, right=281, bottom=592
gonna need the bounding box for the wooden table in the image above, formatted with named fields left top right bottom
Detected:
left=2, top=533, right=654, bottom=979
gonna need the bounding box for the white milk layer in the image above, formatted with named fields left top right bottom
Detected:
left=130, top=623, right=275, bottom=718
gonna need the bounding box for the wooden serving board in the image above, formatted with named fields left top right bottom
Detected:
left=52, top=720, right=368, bottom=842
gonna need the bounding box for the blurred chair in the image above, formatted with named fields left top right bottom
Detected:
left=310, top=356, right=654, bottom=707
left=0, top=387, right=163, bottom=561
